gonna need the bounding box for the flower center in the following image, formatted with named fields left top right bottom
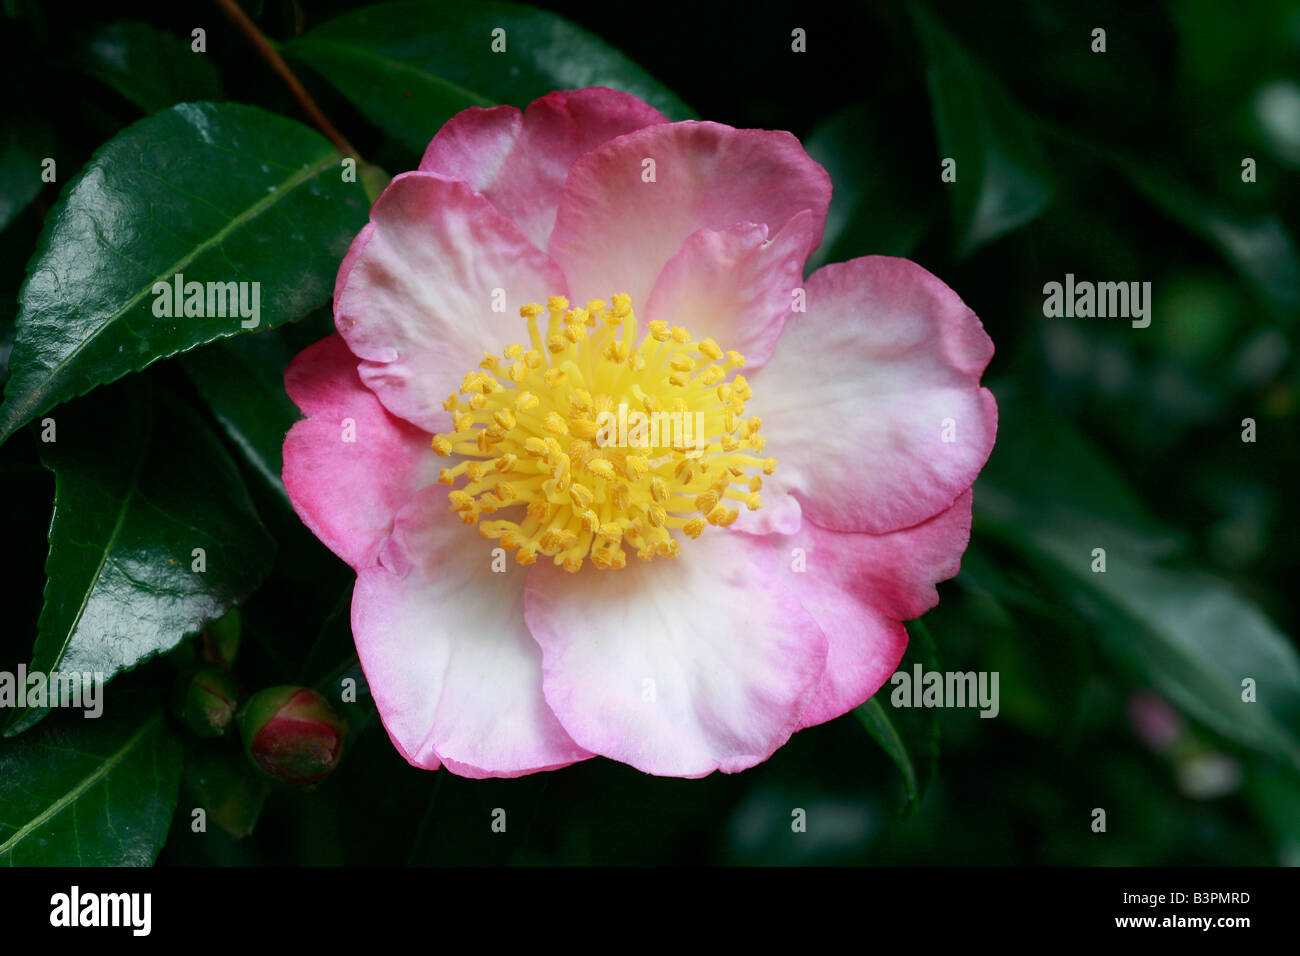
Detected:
left=432, top=294, right=775, bottom=572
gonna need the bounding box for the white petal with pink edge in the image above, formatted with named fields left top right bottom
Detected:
left=641, top=212, right=815, bottom=370
left=524, top=530, right=828, bottom=777
left=334, top=171, right=567, bottom=434
left=283, top=334, right=437, bottom=570
left=748, top=256, right=996, bottom=535
left=548, top=121, right=831, bottom=309
left=352, top=486, right=592, bottom=777
left=421, top=88, right=668, bottom=250
left=754, top=491, right=973, bottom=729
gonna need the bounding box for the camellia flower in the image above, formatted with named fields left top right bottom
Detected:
left=283, top=87, right=997, bottom=778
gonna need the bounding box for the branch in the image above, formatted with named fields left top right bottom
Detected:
left=211, top=0, right=361, bottom=159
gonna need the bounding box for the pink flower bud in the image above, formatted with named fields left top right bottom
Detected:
left=237, top=686, right=347, bottom=785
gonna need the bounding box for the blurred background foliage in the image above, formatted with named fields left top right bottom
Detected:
left=0, top=0, right=1297, bottom=865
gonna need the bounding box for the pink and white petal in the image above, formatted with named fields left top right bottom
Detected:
left=758, top=491, right=973, bottom=729
left=641, top=212, right=815, bottom=370
left=421, top=88, right=668, bottom=250
left=729, top=479, right=803, bottom=537
left=334, top=171, right=567, bottom=433
left=749, top=256, right=997, bottom=535
left=523, top=532, right=828, bottom=777
left=548, top=121, right=831, bottom=308
left=283, top=334, right=438, bottom=570
left=352, top=486, right=591, bottom=777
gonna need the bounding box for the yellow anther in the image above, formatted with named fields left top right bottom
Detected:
left=569, top=418, right=599, bottom=440
left=706, top=504, right=731, bottom=525
left=569, top=483, right=594, bottom=510
left=698, top=338, right=723, bottom=360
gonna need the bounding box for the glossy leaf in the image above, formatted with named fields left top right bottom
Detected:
left=283, top=0, right=693, bottom=155
left=909, top=0, right=1053, bottom=254
left=0, top=102, right=369, bottom=445
left=82, top=20, right=222, bottom=114
left=6, top=382, right=274, bottom=736
left=0, top=700, right=181, bottom=864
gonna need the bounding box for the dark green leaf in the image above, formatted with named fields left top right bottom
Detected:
left=0, top=700, right=181, bottom=864
left=1029, top=530, right=1300, bottom=773
left=0, top=116, right=52, bottom=234
left=0, top=102, right=369, bottom=445
left=6, top=381, right=274, bottom=735
left=854, top=617, right=940, bottom=815
left=283, top=0, right=693, bottom=155
left=82, top=20, right=222, bottom=114
left=181, top=314, right=332, bottom=507
left=805, top=104, right=934, bottom=269
left=977, top=393, right=1300, bottom=772
left=909, top=0, right=1054, bottom=254
left=182, top=745, right=270, bottom=840
left=1109, top=152, right=1300, bottom=321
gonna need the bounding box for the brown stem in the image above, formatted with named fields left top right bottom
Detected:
left=211, top=0, right=361, bottom=159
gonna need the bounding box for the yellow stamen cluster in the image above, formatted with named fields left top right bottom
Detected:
left=432, top=294, right=775, bottom=572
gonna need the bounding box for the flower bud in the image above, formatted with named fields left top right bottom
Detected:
left=181, top=666, right=240, bottom=738
left=237, top=686, right=347, bottom=786
left=198, top=607, right=242, bottom=668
